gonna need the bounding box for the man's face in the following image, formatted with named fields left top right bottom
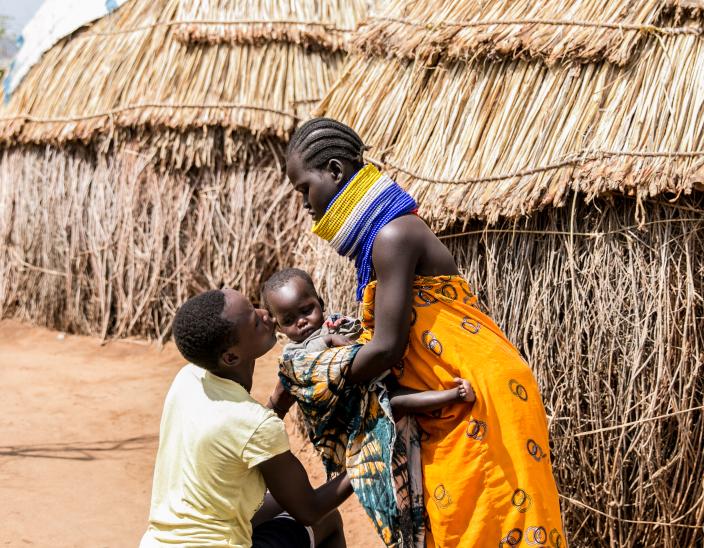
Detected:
left=265, top=278, right=324, bottom=343
left=220, top=289, right=276, bottom=364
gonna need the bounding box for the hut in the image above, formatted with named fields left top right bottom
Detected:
left=306, top=0, right=704, bottom=546
left=0, top=0, right=367, bottom=340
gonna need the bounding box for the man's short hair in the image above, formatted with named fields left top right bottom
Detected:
left=172, top=290, right=238, bottom=370
left=261, top=268, right=318, bottom=310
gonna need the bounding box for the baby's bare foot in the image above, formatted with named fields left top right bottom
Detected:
left=454, top=377, right=476, bottom=403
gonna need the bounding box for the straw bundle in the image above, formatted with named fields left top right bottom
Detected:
left=175, top=0, right=368, bottom=51
left=447, top=197, right=703, bottom=547
left=0, top=0, right=345, bottom=145
left=309, top=0, right=704, bottom=544
left=357, top=0, right=703, bottom=66
left=0, top=144, right=304, bottom=339
left=319, top=19, right=704, bottom=227
left=668, top=0, right=704, bottom=10
left=301, top=195, right=704, bottom=547
left=0, top=0, right=353, bottom=338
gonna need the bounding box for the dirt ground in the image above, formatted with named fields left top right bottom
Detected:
left=0, top=320, right=382, bottom=548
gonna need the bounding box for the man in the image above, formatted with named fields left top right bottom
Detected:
left=140, top=288, right=351, bottom=547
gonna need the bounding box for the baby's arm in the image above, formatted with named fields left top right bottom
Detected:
left=389, top=378, right=475, bottom=419
left=322, top=334, right=355, bottom=347
left=267, top=379, right=297, bottom=419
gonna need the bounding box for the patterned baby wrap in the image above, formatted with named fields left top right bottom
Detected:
left=279, top=327, right=424, bottom=547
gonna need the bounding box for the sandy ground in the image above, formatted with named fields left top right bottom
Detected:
left=0, top=320, right=382, bottom=548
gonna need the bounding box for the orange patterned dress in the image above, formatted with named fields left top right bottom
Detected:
left=359, top=275, right=565, bottom=547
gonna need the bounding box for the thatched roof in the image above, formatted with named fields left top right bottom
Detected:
left=317, top=3, right=704, bottom=225
left=0, top=0, right=367, bottom=152
left=175, top=0, right=368, bottom=51
left=357, top=0, right=703, bottom=65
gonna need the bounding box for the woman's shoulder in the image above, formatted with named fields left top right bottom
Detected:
left=376, top=214, right=428, bottom=242
left=373, top=215, right=428, bottom=257
left=374, top=214, right=459, bottom=277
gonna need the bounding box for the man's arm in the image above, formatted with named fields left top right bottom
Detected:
left=258, top=451, right=353, bottom=526
left=347, top=218, right=419, bottom=384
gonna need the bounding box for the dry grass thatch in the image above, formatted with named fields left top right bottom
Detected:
left=318, top=20, right=704, bottom=226
left=310, top=1, right=704, bottom=544
left=0, top=0, right=354, bottom=339
left=175, top=0, right=369, bottom=51
left=300, top=195, right=704, bottom=547
left=0, top=144, right=305, bottom=340
left=0, top=0, right=343, bottom=146
left=358, top=0, right=703, bottom=66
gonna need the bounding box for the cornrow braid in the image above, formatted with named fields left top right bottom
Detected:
left=288, top=117, right=367, bottom=170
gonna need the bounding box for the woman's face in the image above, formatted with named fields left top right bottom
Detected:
left=286, top=152, right=344, bottom=222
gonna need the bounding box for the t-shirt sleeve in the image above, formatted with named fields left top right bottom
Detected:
left=241, top=415, right=290, bottom=468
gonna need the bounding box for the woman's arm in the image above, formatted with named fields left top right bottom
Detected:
left=258, top=451, right=353, bottom=525
left=347, top=219, right=420, bottom=384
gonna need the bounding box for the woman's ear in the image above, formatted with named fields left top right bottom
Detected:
left=327, top=158, right=344, bottom=185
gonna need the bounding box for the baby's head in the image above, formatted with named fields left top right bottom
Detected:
left=262, top=268, right=325, bottom=343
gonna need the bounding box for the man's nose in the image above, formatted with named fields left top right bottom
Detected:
left=258, top=308, right=272, bottom=325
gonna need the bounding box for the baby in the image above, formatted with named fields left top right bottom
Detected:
left=262, top=268, right=474, bottom=419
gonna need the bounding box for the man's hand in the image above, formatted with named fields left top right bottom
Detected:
left=258, top=451, right=352, bottom=525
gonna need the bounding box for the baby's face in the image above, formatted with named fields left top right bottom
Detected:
left=266, top=277, right=324, bottom=343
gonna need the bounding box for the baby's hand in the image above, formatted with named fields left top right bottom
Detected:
left=326, top=334, right=354, bottom=347
left=324, top=317, right=347, bottom=333
left=454, top=377, right=476, bottom=403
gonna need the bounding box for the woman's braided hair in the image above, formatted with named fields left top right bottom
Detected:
left=287, top=117, right=367, bottom=170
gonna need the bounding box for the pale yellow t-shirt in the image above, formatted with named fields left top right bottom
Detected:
left=140, top=364, right=290, bottom=548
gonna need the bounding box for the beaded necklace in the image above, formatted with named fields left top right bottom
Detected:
left=312, top=164, right=417, bottom=300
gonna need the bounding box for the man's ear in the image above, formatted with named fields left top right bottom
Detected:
left=221, top=350, right=240, bottom=368
left=327, top=158, right=344, bottom=185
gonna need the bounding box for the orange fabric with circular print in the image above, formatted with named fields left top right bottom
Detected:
left=359, top=276, right=566, bottom=547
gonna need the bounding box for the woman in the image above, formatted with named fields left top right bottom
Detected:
left=140, top=287, right=351, bottom=547
left=285, top=118, right=565, bottom=547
